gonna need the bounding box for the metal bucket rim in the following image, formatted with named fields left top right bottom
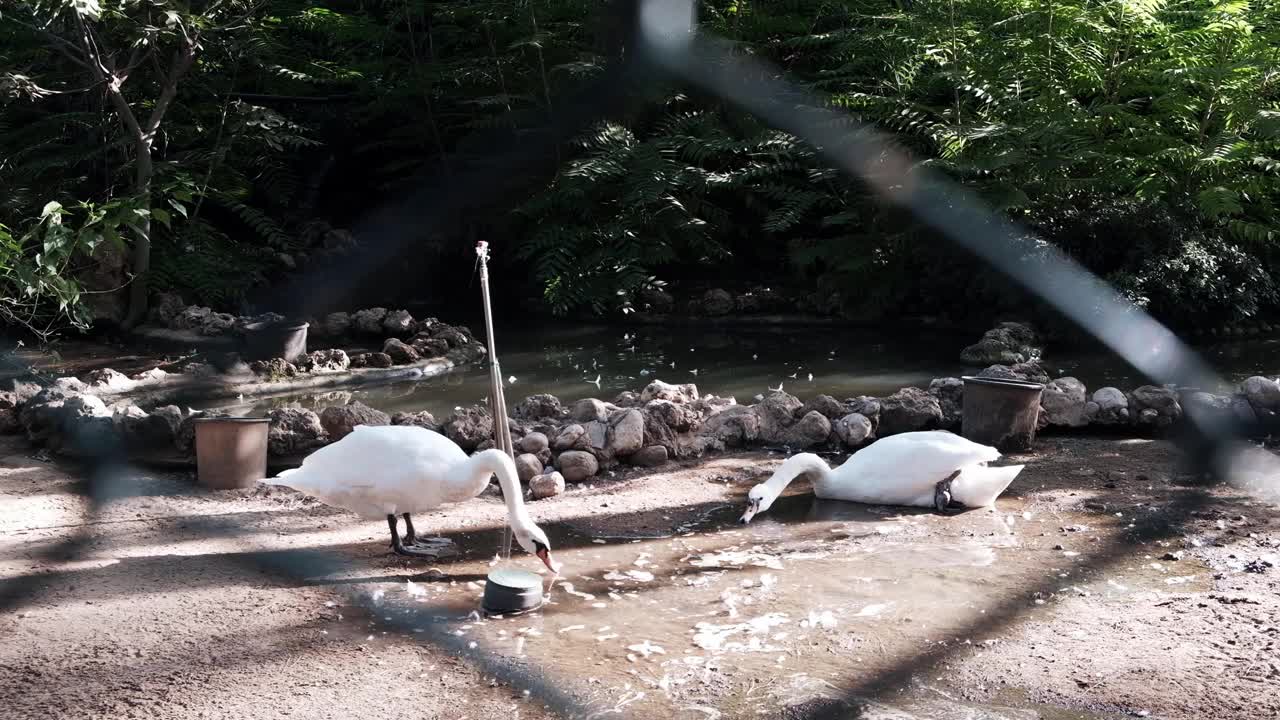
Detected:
left=960, top=375, right=1045, bottom=392
left=192, top=416, right=272, bottom=424
left=243, top=321, right=309, bottom=332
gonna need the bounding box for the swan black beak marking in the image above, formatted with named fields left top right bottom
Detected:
left=740, top=501, right=759, bottom=524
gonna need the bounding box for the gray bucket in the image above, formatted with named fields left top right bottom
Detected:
left=960, top=376, right=1045, bottom=452
left=482, top=568, right=545, bottom=615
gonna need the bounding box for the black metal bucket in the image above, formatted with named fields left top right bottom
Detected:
left=240, top=320, right=309, bottom=362
left=481, top=568, right=545, bottom=615
left=960, top=375, right=1045, bottom=452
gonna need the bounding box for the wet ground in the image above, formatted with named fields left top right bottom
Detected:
left=2, top=435, right=1277, bottom=719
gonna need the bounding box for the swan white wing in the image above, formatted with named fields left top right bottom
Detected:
left=267, top=425, right=465, bottom=518
left=820, top=431, right=1001, bottom=507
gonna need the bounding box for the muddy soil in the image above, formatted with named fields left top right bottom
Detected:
left=1, top=435, right=1277, bottom=720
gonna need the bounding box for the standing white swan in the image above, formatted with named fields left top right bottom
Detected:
left=265, top=424, right=558, bottom=572
left=740, top=430, right=1024, bottom=522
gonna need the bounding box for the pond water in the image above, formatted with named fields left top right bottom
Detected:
left=203, top=323, right=1280, bottom=419
left=316, top=487, right=1197, bottom=719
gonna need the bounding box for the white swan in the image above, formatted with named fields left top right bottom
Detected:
left=265, top=424, right=558, bottom=572
left=740, top=430, right=1023, bottom=522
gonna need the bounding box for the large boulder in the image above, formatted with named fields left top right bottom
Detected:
left=442, top=405, right=492, bottom=451
left=834, top=413, right=873, bottom=447
left=800, top=394, right=845, bottom=421
left=352, top=308, right=389, bottom=335
left=19, top=387, right=108, bottom=446
left=630, top=445, right=669, bottom=467
left=844, top=396, right=881, bottom=433
left=553, top=424, right=589, bottom=452
left=0, top=392, right=20, bottom=435
left=1242, top=376, right=1280, bottom=412
left=431, top=326, right=470, bottom=349
left=976, top=361, right=1049, bottom=384
left=755, top=390, right=803, bottom=443
left=382, top=338, right=420, bottom=365
left=1085, top=387, right=1129, bottom=425
left=701, top=288, right=735, bottom=316
left=784, top=410, right=831, bottom=449
left=927, top=378, right=964, bottom=430
left=960, top=322, right=1041, bottom=364
left=151, top=292, right=185, bottom=326
left=1039, top=377, right=1088, bottom=428
left=321, top=312, right=351, bottom=337
left=639, top=287, right=675, bottom=313
left=644, top=399, right=698, bottom=432
left=515, top=453, right=542, bottom=484
left=607, top=408, right=645, bottom=457
left=86, top=368, right=136, bottom=394
left=640, top=380, right=699, bottom=405
left=391, top=410, right=438, bottom=431
left=699, top=404, right=760, bottom=447
left=319, top=402, right=391, bottom=441
left=1129, top=385, right=1182, bottom=428
left=571, top=398, right=610, bottom=423
left=298, top=349, right=349, bottom=374
left=410, top=336, right=450, bottom=358
left=350, top=352, right=393, bottom=369
left=877, top=387, right=942, bottom=436
left=555, top=450, right=599, bottom=482
left=267, top=407, right=327, bottom=456
left=382, top=310, right=415, bottom=336
left=518, top=431, right=549, bottom=454
left=513, top=394, right=563, bottom=421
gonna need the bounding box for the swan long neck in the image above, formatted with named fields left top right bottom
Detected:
left=766, top=453, right=832, bottom=500
left=467, top=449, right=533, bottom=530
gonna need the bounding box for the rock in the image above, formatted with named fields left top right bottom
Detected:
left=0, top=402, right=19, bottom=434
left=322, top=312, right=352, bottom=337
left=1230, top=395, right=1258, bottom=427
left=515, top=453, right=542, bottom=484
left=572, top=398, right=609, bottom=423
left=878, top=387, right=942, bottom=436
left=130, top=368, right=168, bottom=383
left=644, top=399, right=697, bottom=432
left=113, top=405, right=176, bottom=450
left=834, top=413, right=873, bottom=447
left=583, top=420, right=608, bottom=450
left=960, top=321, right=1041, bottom=364
left=1040, top=377, right=1088, bottom=427
left=700, top=404, right=760, bottom=447
left=928, top=378, right=964, bottom=429
left=249, top=358, right=298, bottom=378
left=52, top=377, right=88, bottom=393
left=529, top=471, right=566, bottom=499
left=352, top=308, right=388, bottom=334
left=443, top=405, right=492, bottom=451
left=175, top=410, right=220, bottom=454
left=382, top=338, right=421, bottom=364
left=702, top=288, right=735, bottom=316
left=801, top=394, right=846, bottom=421
left=350, top=352, right=393, bottom=369
left=630, top=445, right=669, bottom=467
left=151, top=292, right=185, bottom=326
left=607, top=408, right=645, bottom=456
left=382, top=310, right=415, bottom=336
left=1242, top=376, right=1280, bottom=411
left=686, top=435, right=726, bottom=457
left=431, top=326, right=470, bottom=349
left=267, top=408, right=327, bottom=456
left=410, top=336, right=450, bottom=358
left=555, top=450, right=599, bottom=482
left=1129, top=385, right=1181, bottom=427
left=692, top=395, right=737, bottom=418
left=172, top=305, right=212, bottom=330
left=86, top=368, right=136, bottom=393
left=977, top=361, right=1049, bottom=384
left=755, top=390, right=804, bottom=442
left=298, top=349, right=349, bottom=373
left=518, top=432, right=549, bottom=454
left=613, top=391, right=641, bottom=407
left=784, top=410, right=831, bottom=449
left=201, top=312, right=236, bottom=336
left=323, top=227, right=356, bottom=250
left=553, top=424, right=588, bottom=451
left=1085, top=387, right=1129, bottom=425
left=319, top=402, right=391, bottom=441
left=845, top=396, right=881, bottom=431
left=641, top=406, right=681, bottom=454
left=513, top=394, right=563, bottom=421
left=391, top=411, right=438, bottom=431
left=640, top=287, right=675, bottom=313
left=19, top=387, right=102, bottom=445
left=640, top=380, right=699, bottom=405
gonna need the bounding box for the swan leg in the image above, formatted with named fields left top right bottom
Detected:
left=933, top=470, right=965, bottom=515
left=388, top=514, right=451, bottom=558
left=403, top=513, right=417, bottom=545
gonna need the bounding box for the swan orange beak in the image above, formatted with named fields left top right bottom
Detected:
left=740, top=500, right=760, bottom=524
left=536, top=547, right=560, bottom=573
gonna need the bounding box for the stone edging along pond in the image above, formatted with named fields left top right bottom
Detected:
left=2, top=320, right=1277, bottom=498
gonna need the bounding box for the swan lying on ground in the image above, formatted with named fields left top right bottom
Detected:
left=740, top=430, right=1023, bottom=522
left=265, top=424, right=558, bottom=572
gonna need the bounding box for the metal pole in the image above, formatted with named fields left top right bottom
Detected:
left=476, top=241, right=514, bottom=560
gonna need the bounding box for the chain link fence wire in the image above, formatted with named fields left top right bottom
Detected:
left=3, top=1, right=1278, bottom=718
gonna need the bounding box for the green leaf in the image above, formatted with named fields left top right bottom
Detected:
left=152, top=208, right=171, bottom=227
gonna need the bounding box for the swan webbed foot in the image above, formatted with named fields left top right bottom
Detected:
left=934, top=470, right=965, bottom=515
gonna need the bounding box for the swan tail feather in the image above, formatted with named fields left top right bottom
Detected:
left=955, top=464, right=1023, bottom=507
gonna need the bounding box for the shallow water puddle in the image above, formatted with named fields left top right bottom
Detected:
left=331, top=494, right=1192, bottom=718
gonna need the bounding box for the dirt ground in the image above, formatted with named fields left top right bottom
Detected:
left=1, top=433, right=1278, bottom=720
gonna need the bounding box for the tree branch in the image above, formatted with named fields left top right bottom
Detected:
left=143, top=39, right=199, bottom=141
